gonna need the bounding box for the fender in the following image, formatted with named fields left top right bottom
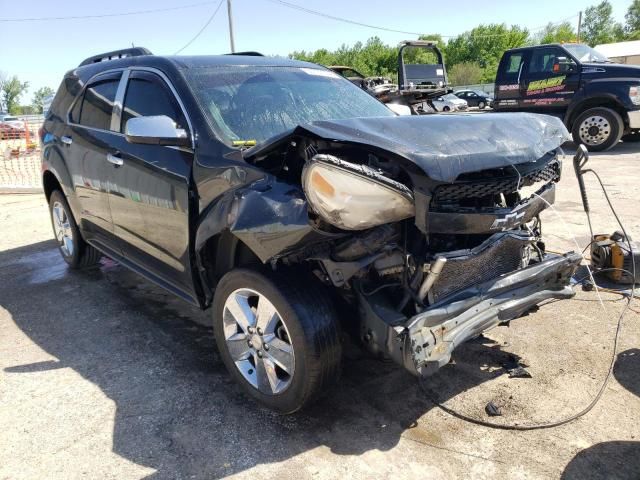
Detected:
left=564, top=92, right=628, bottom=128
left=194, top=176, right=343, bottom=298
left=41, top=142, right=82, bottom=221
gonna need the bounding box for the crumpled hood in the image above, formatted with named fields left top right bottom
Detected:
left=244, top=112, right=569, bottom=183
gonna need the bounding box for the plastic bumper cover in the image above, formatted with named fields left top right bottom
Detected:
left=628, top=108, right=640, bottom=129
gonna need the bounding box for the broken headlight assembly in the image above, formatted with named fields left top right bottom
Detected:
left=302, top=154, right=415, bottom=230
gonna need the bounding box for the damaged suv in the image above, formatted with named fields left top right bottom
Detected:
left=42, top=48, right=581, bottom=413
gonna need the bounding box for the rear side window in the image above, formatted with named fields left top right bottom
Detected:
left=499, top=52, right=524, bottom=81
left=121, top=72, right=187, bottom=132
left=77, top=78, right=119, bottom=130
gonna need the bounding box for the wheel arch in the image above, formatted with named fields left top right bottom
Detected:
left=565, top=96, right=629, bottom=131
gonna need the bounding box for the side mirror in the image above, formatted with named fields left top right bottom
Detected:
left=125, top=115, right=191, bottom=147
left=554, top=57, right=576, bottom=74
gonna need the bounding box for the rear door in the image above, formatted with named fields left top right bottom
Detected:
left=520, top=46, right=580, bottom=111
left=66, top=71, right=122, bottom=252
left=106, top=69, right=197, bottom=302
left=494, top=50, right=527, bottom=110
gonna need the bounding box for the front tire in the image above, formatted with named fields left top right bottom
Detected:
left=572, top=107, right=623, bottom=152
left=212, top=268, right=342, bottom=413
left=478, top=101, right=486, bottom=109
left=49, top=190, right=101, bottom=268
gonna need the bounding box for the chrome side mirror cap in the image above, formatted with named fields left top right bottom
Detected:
left=125, top=115, right=191, bottom=147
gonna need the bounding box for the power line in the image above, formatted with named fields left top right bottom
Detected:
left=174, top=0, right=225, bottom=55
left=0, top=1, right=215, bottom=22
left=265, top=0, right=578, bottom=39
left=264, top=0, right=425, bottom=36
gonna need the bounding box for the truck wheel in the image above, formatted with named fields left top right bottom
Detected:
left=49, top=190, right=101, bottom=268
left=572, top=107, right=623, bottom=152
left=212, top=268, right=342, bottom=413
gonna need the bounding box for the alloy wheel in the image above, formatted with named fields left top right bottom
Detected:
left=222, top=288, right=295, bottom=395
left=52, top=201, right=74, bottom=257
left=579, top=115, right=610, bottom=146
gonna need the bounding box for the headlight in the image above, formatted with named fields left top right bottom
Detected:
left=302, top=154, right=415, bottom=230
left=630, top=86, right=640, bottom=106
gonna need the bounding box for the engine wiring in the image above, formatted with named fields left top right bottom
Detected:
left=419, top=151, right=636, bottom=431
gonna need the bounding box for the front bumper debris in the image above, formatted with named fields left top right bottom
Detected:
left=359, top=252, right=582, bottom=377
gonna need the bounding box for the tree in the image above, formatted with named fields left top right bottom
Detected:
left=536, top=22, right=576, bottom=44
left=581, top=1, right=625, bottom=46
left=448, top=62, right=483, bottom=86
left=445, top=24, right=530, bottom=83
left=625, top=0, right=640, bottom=38
left=1, top=75, right=29, bottom=114
left=32, top=86, right=55, bottom=113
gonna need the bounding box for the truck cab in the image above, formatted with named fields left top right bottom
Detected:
left=494, top=43, right=640, bottom=151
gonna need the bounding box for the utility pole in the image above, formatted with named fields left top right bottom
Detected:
left=577, top=11, right=582, bottom=43
left=227, top=0, right=236, bottom=53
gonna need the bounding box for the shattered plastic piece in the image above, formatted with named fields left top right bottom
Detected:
left=485, top=401, right=502, bottom=417
left=508, top=366, right=532, bottom=378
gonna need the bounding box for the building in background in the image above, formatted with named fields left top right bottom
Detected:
left=594, top=40, right=640, bottom=65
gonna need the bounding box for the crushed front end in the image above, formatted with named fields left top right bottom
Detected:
left=239, top=113, right=582, bottom=377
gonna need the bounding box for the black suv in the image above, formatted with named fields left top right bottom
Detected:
left=42, top=48, right=580, bottom=413
left=494, top=43, right=640, bottom=151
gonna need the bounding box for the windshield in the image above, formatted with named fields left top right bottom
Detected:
left=563, top=44, right=610, bottom=63
left=185, top=66, right=394, bottom=145
left=441, top=94, right=459, bottom=101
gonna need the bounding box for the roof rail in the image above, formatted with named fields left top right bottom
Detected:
left=79, top=47, right=152, bottom=67
left=225, top=51, right=264, bottom=56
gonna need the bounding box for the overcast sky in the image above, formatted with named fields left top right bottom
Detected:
left=0, top=0, right=632, bottom=101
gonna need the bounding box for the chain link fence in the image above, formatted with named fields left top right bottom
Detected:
left=0, top=116, right=44, bottom=193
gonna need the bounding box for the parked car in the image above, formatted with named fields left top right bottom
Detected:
left=432, top=93, right=468, bottom=112
left=0, top=114, right=27, bottom=139
left=454, top=90, right=493, bottom=109
left=493, top=43, right=640, bottom=151
left=41, top=48, right=580, bottom=413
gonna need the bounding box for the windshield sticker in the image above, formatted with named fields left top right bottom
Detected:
left=436, top=68, right=444, bottom=76
left=526, top=76, right=566, bottom=95
left=301, top=68, right=340, bottom=78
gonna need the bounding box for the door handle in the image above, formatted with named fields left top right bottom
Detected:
left=106, top=153, right=123, bottom=167
left=60, top=135, right=72, bottom=146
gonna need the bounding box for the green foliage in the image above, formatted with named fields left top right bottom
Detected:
left=291, top=36, right=397, bottom=78
left=582, top=1, right=625, bottom=46
left=31, top=86, right=55, bottom=114
left=536, top=22, right=576, bottom=44
left=625, top=0, right=640, bottom=37
left=1, top=75, right=29, bottom=115
left=445, top=24, right=529, bottom=83
left=448, top=62, right=483, bottom=86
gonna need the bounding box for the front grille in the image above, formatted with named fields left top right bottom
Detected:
left=429, top=233, right=529, bottom=303
left=433, top=159, right=560, bottom=203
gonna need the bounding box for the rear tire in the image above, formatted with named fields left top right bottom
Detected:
left=571, top=107, right=623, bottom=152
left=212, top=268, right=342, bottom=413
left=49, top=190, right=101, bottom=268
left=443, top=106, right=451, bottom=112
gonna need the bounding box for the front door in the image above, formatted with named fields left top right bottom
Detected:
left=107, top=69, right=197, bottom=302
left=520, top=46, right=580, bottom=112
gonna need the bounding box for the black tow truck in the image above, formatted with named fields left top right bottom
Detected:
left=493, top=43, right=640, bottom=151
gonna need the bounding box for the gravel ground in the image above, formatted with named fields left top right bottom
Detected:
left=0, top=143, right=639, bottom=479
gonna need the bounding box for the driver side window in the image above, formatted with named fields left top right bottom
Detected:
left=121, top=71, right=187, bottom=133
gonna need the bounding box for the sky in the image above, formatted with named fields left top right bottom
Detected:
left=0, top=0, right=633, bottom=102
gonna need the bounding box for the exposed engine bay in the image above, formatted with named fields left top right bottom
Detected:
left=196, top=113, right=582, bottom=377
